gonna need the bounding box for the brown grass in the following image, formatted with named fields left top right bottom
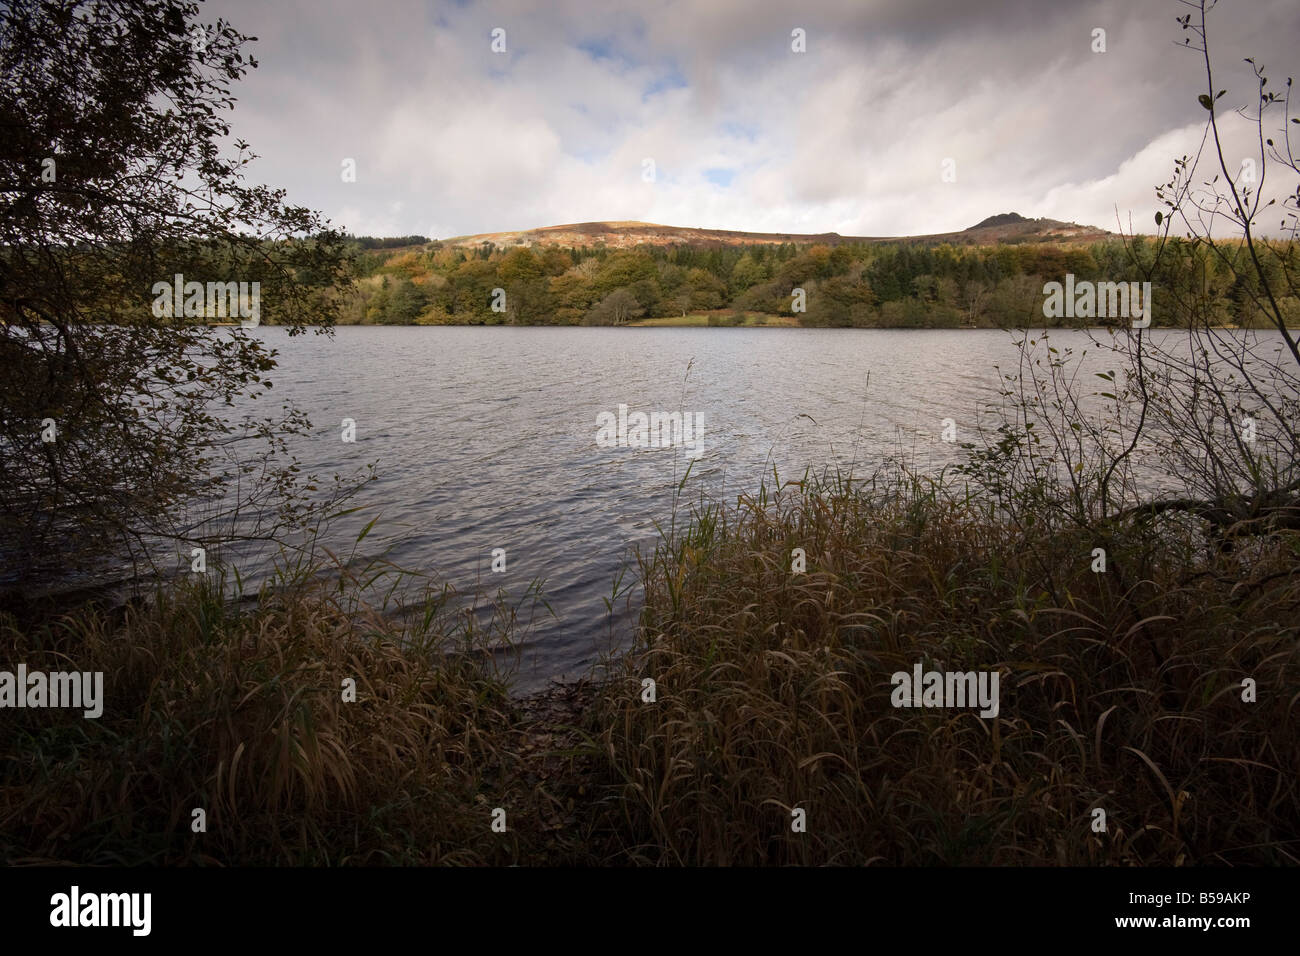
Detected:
left=3, top=471, right=1296, bottom=865
left=0, top=565, right=535, bottom=865
left=582, top=471, right=1300, bottom=865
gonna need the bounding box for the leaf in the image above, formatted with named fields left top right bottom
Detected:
left=1123, top=746, right=1178, bottom=814
left=1198, top=93, right=1213, bottom=110
left=356, top=515, right=380, bottom=544
left=1155, top=210, right=1163, bottom=226
left=1094, top=705, right=1118, bottom=766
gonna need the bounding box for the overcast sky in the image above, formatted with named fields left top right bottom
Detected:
left=202, top=0, right=1300, bottom=240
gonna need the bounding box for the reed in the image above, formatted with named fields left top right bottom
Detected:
left=583, top=465, right=1300, bottom=865
left=0, top=547, right=534, bottom=865
left=4, top=467, right=1296, bottom=865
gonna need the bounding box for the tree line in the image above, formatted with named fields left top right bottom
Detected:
left=340, top=233, right=1300, bottom=328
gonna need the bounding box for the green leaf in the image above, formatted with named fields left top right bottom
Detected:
left=1198, top=93, right=1213, bottom=110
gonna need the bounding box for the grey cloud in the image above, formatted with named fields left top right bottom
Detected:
left=202, top=0, right=1300, bottom=238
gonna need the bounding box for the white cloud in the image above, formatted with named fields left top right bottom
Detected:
left=205, top=0, right=1300, bottom=238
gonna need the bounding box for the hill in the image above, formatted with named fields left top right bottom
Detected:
left=437, top=215, right=1112, bottom=250
left=342, top=213, right=1257, bottom=331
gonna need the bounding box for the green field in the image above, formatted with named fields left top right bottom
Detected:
left=625, top=310, right=799, bottom=328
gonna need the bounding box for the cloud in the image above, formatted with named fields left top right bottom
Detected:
left=204, top=0, right=1300, bottom=238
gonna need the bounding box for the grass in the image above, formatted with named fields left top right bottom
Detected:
left=2, top=468, right=1297, bottom=865
left=583, top=468, right=1300, bottom=864
left=626, top=310, right=799, bottom=328
left=0, top=554, right=550, bottom=865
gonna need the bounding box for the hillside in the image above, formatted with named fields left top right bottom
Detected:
left=438, top=214, right=1112, bottom=250
left=342, top=215, right=1283, bottom=330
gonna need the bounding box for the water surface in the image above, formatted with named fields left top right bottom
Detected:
left=223, top=326, right=1137, bottom=690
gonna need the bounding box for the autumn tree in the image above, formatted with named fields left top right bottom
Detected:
left=0, top=0, right=355, bottom=588
left=584, top=288, right=644, bottom=326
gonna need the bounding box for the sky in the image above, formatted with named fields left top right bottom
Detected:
left=202, top=0, right=1300, bottom=240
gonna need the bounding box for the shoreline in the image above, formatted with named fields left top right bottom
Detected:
left=220, top=321, right=1285, bottom=331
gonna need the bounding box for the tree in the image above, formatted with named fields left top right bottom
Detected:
left=549, top=270, right=597, bottom=325
left=684, top=268, right=727, bottom=311
left=804, top=275, right=874, bottom=327
left=498, top=247, right=549, bottom=324
left=960, top=280, right=992, bottom=327
left=730, top=252, right=766, bottom=293
left=584, top=288, right=644, bottom=326
left=673, top=288, right=693, bottom=318
left=365, top=275, right=392, bottom=323
left=592, top=250, right=656, bottom=298
left=0, top=0, right=356, bottom=588
left=987, top=273, right=1042, bottom=326
left=965, top=0, right=1300, bottom=550
left=385, top=277, right=429, bottom=324
left=449, top=259, right=498, bottom=322
left=1126, top=0, right=1300, bottom=533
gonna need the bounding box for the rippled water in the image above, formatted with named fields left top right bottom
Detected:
left=197, top=325, right=1172, bottom=691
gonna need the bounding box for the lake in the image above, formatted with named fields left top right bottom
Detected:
left=218, top=326, right=1137, bottom=691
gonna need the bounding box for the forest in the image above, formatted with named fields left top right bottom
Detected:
left=337, top=233, right=1300, bottom=328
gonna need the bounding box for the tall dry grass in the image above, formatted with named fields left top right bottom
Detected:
left=4, top=468, right=1296, bottom=865
left=0, top=554, right=538, bottom=865
left=584, top=468, right=1300, bottom=865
